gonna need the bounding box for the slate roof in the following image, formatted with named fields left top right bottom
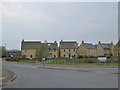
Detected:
left=47, top=43, right=58, bottom=50
left=21, top=40, right=58, bottom=50
left=60, top=41, right=78, bottom=49
left=116, top=40, right=120, bottom=47
left=100, top=43, right=112, bottom=49
left=84, top=43, right=96, bottom=49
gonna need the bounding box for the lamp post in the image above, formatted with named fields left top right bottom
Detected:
left=118, top=38, right=120, bottom=64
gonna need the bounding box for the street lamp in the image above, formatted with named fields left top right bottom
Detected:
left=118, top=39, right=120, bottom=64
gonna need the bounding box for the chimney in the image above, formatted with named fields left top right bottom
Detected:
left=54, top=41, right=57, bottom=43
left=61, top=39, right=63, bottom=42
left=44, top=40, right=47, bottom=44
left=22, top=39, right=24, bottom=42
left=111, top=42, right=113, bottom=45
left=82, top=41, right=84, bottom=44
left=98, top=41, right=101, bottom=44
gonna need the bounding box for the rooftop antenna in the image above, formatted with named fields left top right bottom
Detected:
left=22, top=34, right=24, bottom=40
left=61, top=36, right=63, bottom=41
left=4, top=43, right=6, bottom=49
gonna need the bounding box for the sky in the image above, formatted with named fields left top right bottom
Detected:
left=1, top=2, right=118, bottom=50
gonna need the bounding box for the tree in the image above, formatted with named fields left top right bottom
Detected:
left=37, top=44, right=49, bottom=61
left=0, top=46, right=7, bottom=58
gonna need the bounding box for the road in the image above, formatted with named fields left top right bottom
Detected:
left=2, top=61, right=118, bottom=88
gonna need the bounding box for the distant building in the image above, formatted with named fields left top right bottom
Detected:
left=21, top=40, right=59, bottom=59
left=78, top=41, right=96, bottom=57
left=113, top=40, right=120, bottom=58
left=96, top=41, right=114, bottom=57
left=59, top=40, right=78, bottom=58
left=7, top=50, right=21, bottom=58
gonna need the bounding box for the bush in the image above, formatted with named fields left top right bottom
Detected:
left=6, top=57, right=12, bottom=61
left=78, top=56, right=83, bottom=58
left=84, top=58, right=98, bottom=63
left=106, top=59, right=118, bottom=63
left=6, top=57, right=20, bottom=61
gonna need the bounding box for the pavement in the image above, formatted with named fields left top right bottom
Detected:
left=37, top=64, right=119, bottom=74
left=0, top=69, right=17, bottom=86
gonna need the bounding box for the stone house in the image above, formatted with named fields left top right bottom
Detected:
left=78, top=41, right=96, bottom=57
left=113, top=40, right=120, bottom=58
left=21, top=40, right=59, bottom=59
left=59, top=40, right=78, bottom=58
left=96, top=41, right=114, bottom=57
left=47, top=41, right=59, bottom=58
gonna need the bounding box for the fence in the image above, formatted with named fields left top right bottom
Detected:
left=42, top=57, right=118, bottom=65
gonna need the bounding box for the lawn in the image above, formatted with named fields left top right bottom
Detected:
left=16, top=59, right=119, bottom=67
left=18, top=59, right=40, bottom=64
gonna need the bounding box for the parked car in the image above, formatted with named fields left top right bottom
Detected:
left=26, top=57, right=32, bottom=60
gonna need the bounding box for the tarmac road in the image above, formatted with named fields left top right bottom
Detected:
left=2, top=61, right=118, bottom=88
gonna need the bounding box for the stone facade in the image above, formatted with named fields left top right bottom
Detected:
left=21, top=40, right=59, bottom=59
left=21, top=40, right=116, bottom=59
left=113, top=40, right=120, bottom=58
left=21, top=49, right=37, bottom=58
left=59, top=40, right=78, bottom=58
left=96, top=41, right=114, bottom=57
left=78, top=41, right=96, bottom=57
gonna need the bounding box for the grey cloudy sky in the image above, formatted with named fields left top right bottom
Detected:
left=2, top=2, right=118, bottom=50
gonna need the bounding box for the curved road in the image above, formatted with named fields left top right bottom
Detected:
left=2, top=61, right=118, bottom=88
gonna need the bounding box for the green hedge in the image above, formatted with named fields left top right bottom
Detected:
left=6, top=57, right=20, bottom=61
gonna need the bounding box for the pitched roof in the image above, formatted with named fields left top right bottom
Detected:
left=116, top=40, right=120, bottom=47
left=21, top=41, right=43, bottom=49
left=100, top=43, right=112, bottom=49
left=60, top=41, right=78, bottom=49
left=84, top=43, right=96, bottom=49
left=47, top=43, right=58, bottom=49
left=21, top=40, right=58, bottom=49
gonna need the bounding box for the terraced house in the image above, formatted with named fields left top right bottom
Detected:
left=96, top=41, right=114, bottom=57
left=78, top=41, right=96, bottom=57
left=112, top=40, right=120, bottom=58
left=21, top=39, right=116, bottom=59
left=47, top=41, right=59, bottom=58
left=59, top=40, right=78, bottom=58
left=21, top=40, right=59, bottom=59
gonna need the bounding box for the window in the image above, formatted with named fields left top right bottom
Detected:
left=54, top=55, right=56, bottom=58
left=49, top=48, right=51, bottom=52
left=74, top=54, right=76, bottom=57
left=54, top=48, right=56, bottom=52
left=64, top=55, right=66, bottom=57
left=64, top=50, right=65, bottom=52
left=23, top=55, right=26, bottom=58
left=69, top=49, right=71, bottom=52
left=30, top=55, right=32, bottom=58
left=69, top=54, right=71, bottom=58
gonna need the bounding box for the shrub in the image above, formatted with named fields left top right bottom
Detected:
left=84, top=58, right=98, bottom=63
left=6, top=57, right=20, bottom=61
